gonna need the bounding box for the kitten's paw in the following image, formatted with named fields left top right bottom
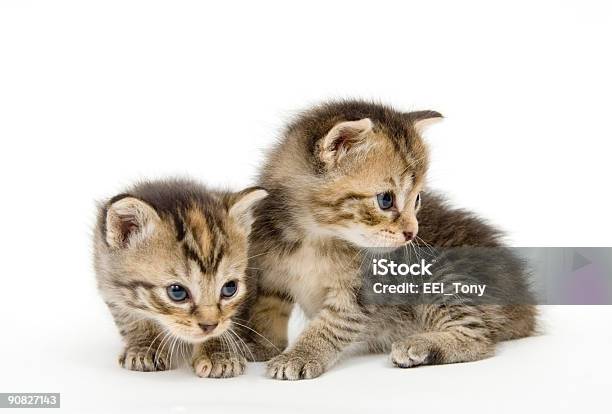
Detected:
left=118, top=345, right=170, bottom=372
left=192, top=353, right=246, bottom=378
left=266, top=352, right=324, bottom=380
left=391, top=336, right=440, bottom=368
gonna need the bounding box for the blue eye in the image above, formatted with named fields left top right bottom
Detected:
left=167, top=284, right=189, bottom=302
left=221, top=281, right=238, bottom=298
left=377, top=192, right=394, bottom=210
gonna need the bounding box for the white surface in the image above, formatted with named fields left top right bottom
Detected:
left=2, top=307, right=611, bottom=414
left=1, top=1, right=611, bottom=413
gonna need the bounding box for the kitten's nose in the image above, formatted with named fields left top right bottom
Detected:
left=198, top=323, right=218, bottom=334
left=403, top=231, right=414, bottom=242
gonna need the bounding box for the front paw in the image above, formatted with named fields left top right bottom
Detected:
left=391, top=336, right=440, bottom=368
left=266, top=351, right=324, bottom=380
left=192, top=353, right=246, bottom=378
left=118, top=345, right=170, bottom=372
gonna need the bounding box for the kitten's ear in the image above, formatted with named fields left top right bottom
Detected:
left=105, top=196, right=161, bottom=248
left=318, top=118, right=373, bottom=168
left=405, top=110, right=443, bottom=133
left=227, top=187, right=268, bottom=233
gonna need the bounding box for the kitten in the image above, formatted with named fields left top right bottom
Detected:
left=93, top=178, right=267, bottom=377
left=247, top=100, right=537, bottom=379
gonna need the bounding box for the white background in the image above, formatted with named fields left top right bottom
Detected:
left=1, top=1, right=611, bottom=413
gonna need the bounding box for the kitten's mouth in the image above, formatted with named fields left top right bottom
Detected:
left=164, top=320, right=230, bottom=344
left=181, top=330, right=224, bottom=344
left=187, top=320, right=231, bottom=343
left=373, top=235, right=408, bottom=249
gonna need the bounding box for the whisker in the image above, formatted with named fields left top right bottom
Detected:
left=231, top=321, right=280, bottom=352
left=228, top=328, right=249, bottom=358
left=224, top=331, right=239, bottom=357
left=229, top=327, right=254, bottom=361
left=154, top=330, right=172, bottom=368
left=220, top=332, right=231, bottom=354
left=146, top=329, right=165, bottom=357
left=169, top=336, right=181, bottom=369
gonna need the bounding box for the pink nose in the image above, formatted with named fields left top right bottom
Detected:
left=403, top=231, right=414, bottom=242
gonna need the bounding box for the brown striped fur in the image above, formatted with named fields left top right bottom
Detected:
left=94, top=178, right=266, bottom=377
left=247, top=100, right=536, bottom=379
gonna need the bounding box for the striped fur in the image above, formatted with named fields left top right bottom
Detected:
left=247, top=100, right=536, bottom=379
left=94, top=178, right=266, bottom=377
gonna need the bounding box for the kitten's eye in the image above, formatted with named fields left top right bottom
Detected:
left=167, top=284, right=189, bottom=302
left=221, top=281, right=238, bottom=298
left=377, top=192, right=394, bottom=210
left=415, top=193, right=422, bottom=208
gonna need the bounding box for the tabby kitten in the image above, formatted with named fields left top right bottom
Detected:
left=247, top=100, right=536, bottom=379
left=94, top=179, right=266, bottom=377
